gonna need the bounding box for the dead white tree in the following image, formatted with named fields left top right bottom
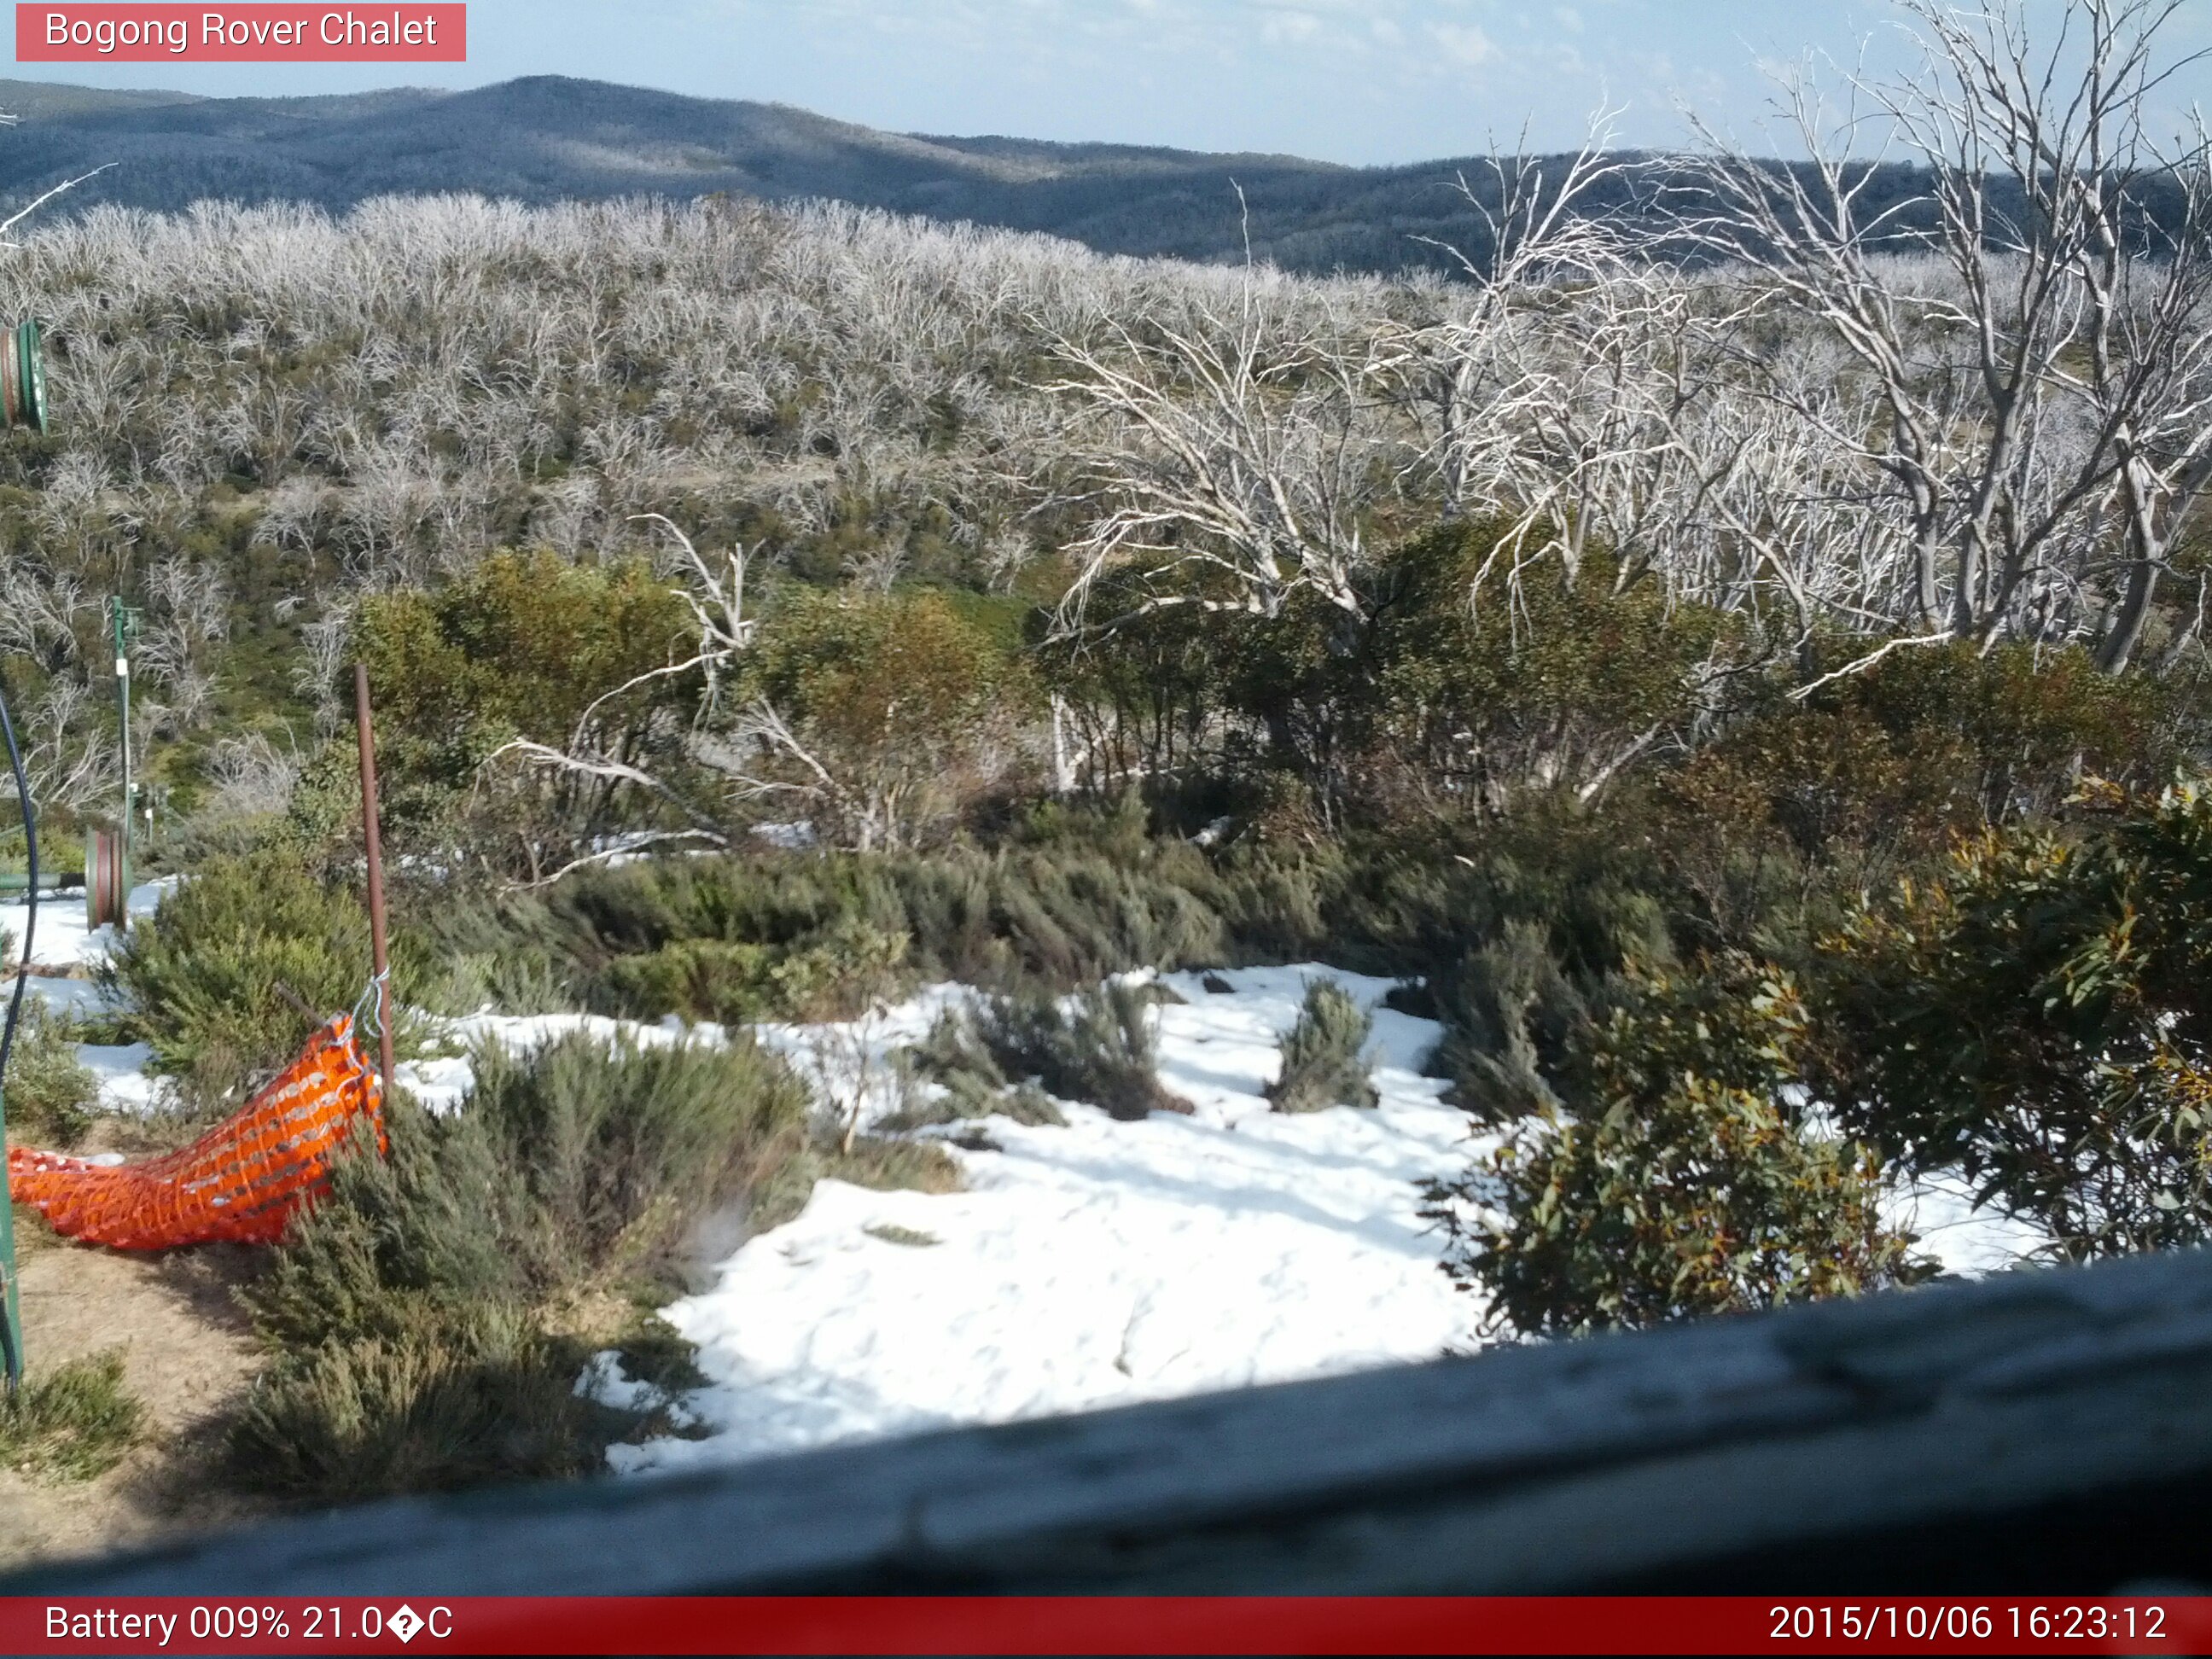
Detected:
left=1692, top=0, right=2212, bottom=669
left=1041, top=239, right=1394, bottom=631
left=1373, top=122, right=1649, bottom=571
left=0, top=161, right=116, bottom=248
left=199, top=731, right=303, bottom=821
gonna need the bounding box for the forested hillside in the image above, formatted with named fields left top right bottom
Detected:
left=0, top=74, right=2117, bottom=279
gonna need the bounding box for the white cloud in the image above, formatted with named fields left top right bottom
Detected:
left=1430, top=21, right=1499, bottom=69
left=1260, top=9, right=1323, bottom=46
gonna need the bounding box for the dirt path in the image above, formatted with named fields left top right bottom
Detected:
left=0, top=1220, right=268, bottom=1573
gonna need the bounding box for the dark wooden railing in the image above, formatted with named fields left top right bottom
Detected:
left=19, top=1245, right=2212, bottom=1594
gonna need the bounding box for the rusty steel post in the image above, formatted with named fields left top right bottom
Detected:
left=353, top=663, right=395, bottom=1099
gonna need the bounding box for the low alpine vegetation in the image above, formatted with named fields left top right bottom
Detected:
left=1425, top=961, right=1930, bottom=1336
left=889, top=979, right=1193, bottom=1126
left=1266, top=981, right=1378, bottom=1114
left=101, top=853, right=429, bottom=1116
left=0, top=1350, right=143, bottom=1483
left=229, top=1030, right=812, bottom=1500
left=977, top=981, right=1193, bottom=1122
left=886, top=1004, right=1067, bottom=1130
left=1, top=999, right=99, bottom=1146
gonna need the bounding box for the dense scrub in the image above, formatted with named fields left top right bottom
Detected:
left=84, top=550, right=2212, bottom=1344
left=100, top=852, right=431, bottom=1115
left=229, top=1029, right=885, bottom=1500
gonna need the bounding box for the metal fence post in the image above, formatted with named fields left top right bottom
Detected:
left=353, top=664, right=395, bottom=1099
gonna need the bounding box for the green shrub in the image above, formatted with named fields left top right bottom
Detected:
left=1351, top=533, right=1737, bottom=814
left=1642, top=640, right=2192, bottom=944
left=596, top=938, right=783, bottom=1027
left=1426, top=959, right=1926, bottom=1336
left=231, top=1030, right=810, bottom=1499
left=0, top=1349, right=143, bottom=1482
left=885, top=1004, right=1066, bottom=1129
left=1267, top=981, right=1378, bottom=1113
left=1, top=998, right=99, bottom=1145
left=244, top=1031, right=809, bottom=1351
left=1429, top=922, right=1587, bottom=1121
left=540, top=835, right=1238, bottom=1022
left=599, top=921, right=910, bottom=1026
left=1814, top=776, right=2212, bottom=1259
left=100, top=852, right=428, bottom=1114
left=977, top=981, right=1191, bottom=1121
left=741, top=584, right=1036, bottom=851
left=338, top=550, right=702, bottom=881
left=228, top=1307, right=616, bottom=1499
left=396, top=888, right=585, bottom=1017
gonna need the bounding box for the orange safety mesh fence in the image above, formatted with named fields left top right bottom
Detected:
left=7, top=1014, right=385, bottom=1250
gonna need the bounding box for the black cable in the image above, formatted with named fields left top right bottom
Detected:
left=0, top=667, right=30, bottom=1091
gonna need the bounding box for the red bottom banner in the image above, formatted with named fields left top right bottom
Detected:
left=7, top=1595, right=2212, bottom=1656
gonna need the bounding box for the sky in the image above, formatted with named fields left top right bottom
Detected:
left=11, top=0, right=2212, bottom=166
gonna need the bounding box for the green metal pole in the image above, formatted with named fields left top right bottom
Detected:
left=0, top=1078, right=21, bottom=1392
left=0, top=321, right=50, bottom=1389
left=0, top=668, right=35, bottom=1393
left=112, top=597, right=131, bottom=922
left=0, top=1090, right=21, bottom=1392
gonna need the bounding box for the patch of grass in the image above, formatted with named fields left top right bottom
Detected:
left=864, top=1223, right=940, bottom=1248
left=835, top=1135, right=965, bottom=1194
left=1267, top=981, right=1379, bottom=1114
left=749, top=1133, right=965, bottom=1234
left=0, top=1350, right=143, bottom=1483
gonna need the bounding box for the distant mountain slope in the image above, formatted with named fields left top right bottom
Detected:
left=0, top=75, right=1545, bottom=276
left=0, top=74, right=2101, bottom=278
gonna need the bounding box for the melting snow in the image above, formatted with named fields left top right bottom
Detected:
left=9, top=891, right=2052, bottom=1471
left=3, top=879, right=178, bottom=1105
left=1, top=877, right=174, bottom=979
left=612, top=965, right=1491, bottom=1474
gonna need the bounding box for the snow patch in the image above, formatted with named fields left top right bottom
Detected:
left=77, top=1041, right=160, bottom=1114
left=620, top=965, right=1492, bottom=1475
left=1, top=877, right=173, bottom=980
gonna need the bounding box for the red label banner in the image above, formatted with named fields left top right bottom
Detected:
left=2, top=1596, right=2209, bottom=1655
left=16, top=4, right=464, bottom=61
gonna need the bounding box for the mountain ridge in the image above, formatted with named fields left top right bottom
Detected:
left=0, top=73, right=1519, bottom=276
